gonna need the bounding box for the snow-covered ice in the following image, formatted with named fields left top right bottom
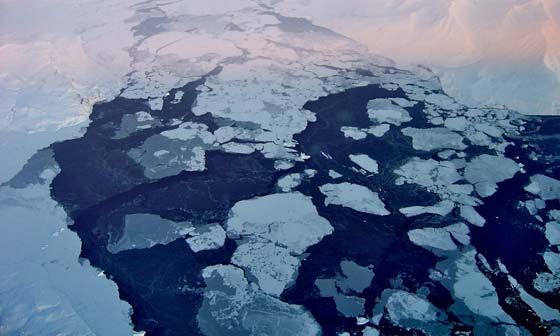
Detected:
left=319, top=183, right=390, bottom=216
left=226, top=192, right=333, bottom=296
left=349, top=154, right=379, bottom=174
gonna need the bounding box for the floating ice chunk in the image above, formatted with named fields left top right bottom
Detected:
left=367, top=124, right=391, bottom=137
left=356, top=317, right=369, bottom=325
left=148, top=97, right=163, bottom=111
left=319, top=183, right=389, bottom=216
left=384, top=290, right=449, bottom=334
left=545, top=222, right=560, bottom=245
left=533, top=272, right=560, bottom=293
left=402, top=127, right=466, bottom=151
left=226, top=192, right=333, bottom=296
left=399, top=200, right=454, bottom=217
left=231, top=241, right=300, bottom=296
left=329, top=170, right=343, bottom=179
left=464, top=154, right=519, bottom=197
left=277, top=173, right=303, bottom=192
left=274, top=160, right=295, bottom=170
left=409, top=223, right=470, bottom=253
left=499, top=262, right=560, bottom=321
left=334, top=295, right=365, bottom=317
left=171, top=91, right=183, bottom=104
left=349, top=154, right=378, bottom=174
left=525, top=174, right=560, bottom=201
left=341, top=126, right=367, bottom=140
left=185, top=223, right=226, bottom=252
left=129, top=131, right=213, bottom=179
left=460, top=205, right=486, bottom=227
left=366, top=99, right=411, bottom=126
left=197, top=264, right=321, bottom=336
left=408, top=227, right=457, bottom=251
left=435, top=249, right=514, bottom=323
left=337, top=260, right=375, bottom=293
left=226, top=192, right=333, bottom=255
left=108, top=213, right=191, bottom=253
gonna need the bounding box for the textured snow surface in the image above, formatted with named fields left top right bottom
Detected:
left=0, top=170, right=134, bottom=335
left=272, top=0, right=560, bottom=116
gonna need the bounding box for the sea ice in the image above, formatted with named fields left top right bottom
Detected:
left=525, top=174, right=560, bottom=201
left=464, top=154, right=519, bottom=197
left=319, top=183, right=390, bottom=216
left=349, top=154, right=379, bottom=174
left=197, top=264, right=321, bottom=336
left=226, top=192, right=333, bottom=296
left=366, top=99, right=412, bottom=126
left=108, top=213, right=192, bottom=253
left=402, top=127, right=466, bottom=151
left=341, top=126, right=367, bottom=140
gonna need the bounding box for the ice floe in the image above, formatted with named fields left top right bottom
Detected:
left=197, top=264, right=321, bottom=336
left=433, top=249, right=515, bottom=324
left=525, top=174, right=560, bottom=201
left=349, top=154, right=379, bottom=174
left=367, top=124, right=391, bottom=137
left=315, top=260, right=373, bottom=318
left=374, top=289, right=450, bottom=335
left=464, top=154, right=519, bottom=197
left=408, top=223, right=470, bottom=253
left=341, top=127, right=367, bottom=140
left=108, top=213, right=192, bottom=253
left=319, top=182, right=390, bottom=216
left=226, top=192, right=333, bottom=296
left=366, top=98, right=412, bottom=126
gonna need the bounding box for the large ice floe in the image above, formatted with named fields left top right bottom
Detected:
left=197, top=264, right=321, bottom=336
left=319, top=183, right=390, bottom=216
left=226, top=192, right=333, bottom=296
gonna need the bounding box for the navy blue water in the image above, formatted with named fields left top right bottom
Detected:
left=48, top=74, right=560, bottom=335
